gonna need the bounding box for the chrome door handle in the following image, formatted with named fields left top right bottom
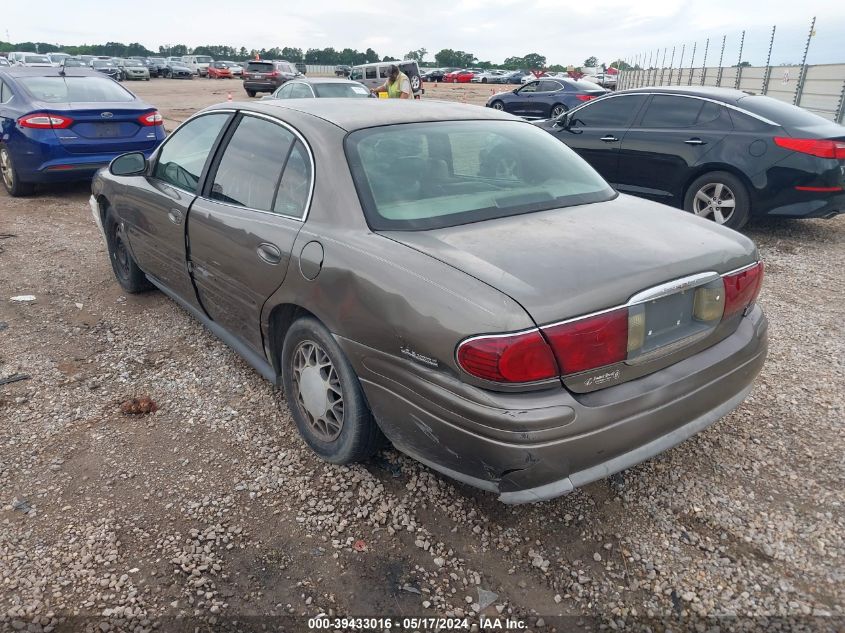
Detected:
left=685, top=138, right=706, bottom=145
left=167, top=208, right=183, bottom=224
left=600, top=135, right=619, bottom=142
left=257, top=243, right=282, bottom=265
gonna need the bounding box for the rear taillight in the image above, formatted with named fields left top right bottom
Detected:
left=138, top=111, right=163, bottom=126
left=457, top=262, right=764, bottom=385
left=18, top=113, right=73, bottom=129
left=457, top=330, right=558, bottom=383
left=541, top=309, right=628, bottom=375
left=268, top=70, right=280, bottom=77
left=723, top=261, right=764, bottom=318
left=576, top=94, right=596, bottom=102
left=774, top=137, right=845, bottom=159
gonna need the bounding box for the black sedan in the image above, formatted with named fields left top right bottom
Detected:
left=534, top=86, right=845, bottom=229
left=487, top=78, right=607, bottom=119
left=90, top=59, right=123, bottom=81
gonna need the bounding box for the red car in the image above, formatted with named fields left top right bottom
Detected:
left=444, top=69, right=476, bottom=83
left=207, top=62, right=233, bottom=79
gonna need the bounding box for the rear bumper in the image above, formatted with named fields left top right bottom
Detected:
left=761, top=192, right=845, bottom=219
left=15, top=141, right=160, bottom=183
left=341, top=306, right=768, bottom=503
left=243, top=81, right=280, bottom=92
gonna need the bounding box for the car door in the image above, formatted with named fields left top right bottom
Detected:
left=616, top=95, right=733, bottom=204
left=509, top=81, right=541, bottom=115
left=533, top=80, right=563, bottom=118
left=120, top=111, right=232, bottom=308
left=187, top=113, right=313, bottom=353
left=550, top=94, right=648, bottom=184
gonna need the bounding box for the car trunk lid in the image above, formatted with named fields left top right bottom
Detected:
left=43, top=102, right=160, bottom=154
left=382, top=195, right=759, bottom=389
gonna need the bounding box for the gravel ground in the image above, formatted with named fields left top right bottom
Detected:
left=0, top=80, right=843, bottom=632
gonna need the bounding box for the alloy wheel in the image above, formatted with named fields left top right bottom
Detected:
left=0, top=148, right=14, bottom=189
left=692, top=182, right=736, bottom=225
left=492, top=101, right=504, bottom=110
left=551, top=105, right=565, bottom=118
left=292, top=340, right=344, bottom=442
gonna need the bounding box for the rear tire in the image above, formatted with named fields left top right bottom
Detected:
left=105, top=206, right=152, bottom=293
left=0, top=145, right=35, bottom=197
left=246, top=90, right=256, bottom=98
left=281, top=317, right=383, bottom=464
left=550, top=104, right=567, bottom=118
left=684, top=171, right=750, bottom=230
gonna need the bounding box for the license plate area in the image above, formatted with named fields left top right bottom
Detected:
left=94, top=123, right=121, bottom=138
left=626, top=273, right=724, bottom=365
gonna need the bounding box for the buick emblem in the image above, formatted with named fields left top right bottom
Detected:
left=100, top=112, right=114, bottom=118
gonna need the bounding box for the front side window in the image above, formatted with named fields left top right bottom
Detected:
left=209, top=115, right=296, bottom=212
left=153, top=113, right=229, bottom=193
left=18, top=76, right=135, bottom=103
left=570, top=95, right=647, bottom=127
left=346, top=120, right=615, bottom=231
left=350, top=68, right=363, bottom=80
left=519, top=81, right=540, bottom=93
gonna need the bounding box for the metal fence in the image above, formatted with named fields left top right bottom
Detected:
left=616, top=19, right=845, bottom=124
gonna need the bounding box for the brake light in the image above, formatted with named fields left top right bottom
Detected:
left=18, top=113, right=73, bottom=129
left=576, top=94, right=596, bottom=102
left=138, top=111, right=163, bottom=126
left=457, top=330, right=558, bottom=383
left=723, top=262, right=764, bottom=318
left=541, top=309, right=628, bottom=374
left=774, top=137, right=845, bottom=159
left=268, top=70, right=280, bottom=77
left=794, top=185, right=843, bottom=192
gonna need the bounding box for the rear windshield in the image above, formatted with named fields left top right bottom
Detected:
left=345, top=120, right=615, bottom=231
left=737, top=95, right=833, bottom=127
left=18, top=76, right=135, bottom=103
left=25, top=55, right=51, bottom=63
left=314, top=83, right=370, bottom=98
left=569, top=79, right=605, bottom=91
left=246, top=62, right=274, bottom=72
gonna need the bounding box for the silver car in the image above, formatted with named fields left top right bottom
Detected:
left=90, top=100, right=767, bottom=504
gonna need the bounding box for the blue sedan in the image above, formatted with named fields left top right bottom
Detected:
left=0, top=67, right=166, bottom=196
left=486, top=78, right=608, bottom=119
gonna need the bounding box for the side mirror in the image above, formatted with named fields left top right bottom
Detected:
left=110, top=152, right=147, bottom=176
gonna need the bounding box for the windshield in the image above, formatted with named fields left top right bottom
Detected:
left=314, top=83, right=370, bottom=98
left=346, top=120, right=615, bottom=231
left=196, top=56, right=213, bottom=63
left=150, top=58, right=166, bottom=64
left=19, top=76, right=135, bottom=103
left=25, top=55, right=51, bottom=63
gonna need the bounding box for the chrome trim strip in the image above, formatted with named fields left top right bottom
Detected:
left=723, top=260, right=760, bottom=276
left=627, top=271, right=720, bottom=305
left=567, top=91, right=779, bottom=126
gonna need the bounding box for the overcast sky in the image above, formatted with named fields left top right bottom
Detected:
left=4, top=0, right=845, bottom=66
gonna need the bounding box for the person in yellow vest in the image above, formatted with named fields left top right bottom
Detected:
left=372, top=65, right=411, bottom=99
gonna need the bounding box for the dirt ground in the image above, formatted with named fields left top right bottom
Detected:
left=0, top=77, right=843, bottom=633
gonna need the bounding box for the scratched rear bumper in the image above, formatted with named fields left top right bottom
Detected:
left=338, top=306, right=767, bottom=503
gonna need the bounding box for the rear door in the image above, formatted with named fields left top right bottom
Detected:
left=121, top=111, right=232, bottom=307
left=616, top=95, right=732, bottom=204
left=187, top=113, right=313, bottom=353
left=551, top=94, right=648, bottom=184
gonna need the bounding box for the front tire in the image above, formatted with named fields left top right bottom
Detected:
left=490, top=100, right=504, bottom=111
left=281, top=317, right=383, bottom=464
left=0, top=145, right=35, bottom=197
left=684, top=171, right=750, bottom=230
left=105, top=206, right=152, bottom=293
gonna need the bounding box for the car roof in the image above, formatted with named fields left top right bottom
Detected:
left=289, top=77, right=363, bottom=85
left=206, top=98, right=518, bottom=132
left=615, top=85, right=752, bottom=104
left=0, top=67, right=102, bottom=78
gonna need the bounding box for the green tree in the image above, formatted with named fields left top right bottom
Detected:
left=365, top=48, right=379, bottom=63
left=502, top=53, right=546, bottom=70
left=382, top=54, right=399, bottom=62
left=583, top=55, right=598, bottom=68
left=607, top=59, right=632, bottom=70
left=281, top=47, right=303, bottom=61
left=404, top=47, right=427, bottom=63
left=434, top=49, right=476, bottom=67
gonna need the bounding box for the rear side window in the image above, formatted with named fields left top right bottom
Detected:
left=209, top=115, right=296, bottom=212
left=379, top=67, right=389, bottom=79
left=274, top=141, right=312, bottom=218
left=538, top=80, right=562, bottom=92
left=18, top=76, right=135, bottom=103
left=153, top=113, right=229, bottom=193
left=640, top=96, right=704, bottom=128
left=246, top=62, right=273, bottom=73
left=365, top=67, right=376, bottom=79
left=289, top=83, right=312, bottom=98
left=571, top=94, right=647, bottom=128
left=0, top=80, right=12, bottom=103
